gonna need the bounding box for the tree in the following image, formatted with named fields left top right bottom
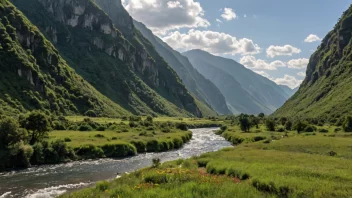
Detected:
left=285, top=120, right=293, bottom=131
left=279, top=117, right=288, bottom=126
left=249, top=116, right=259, bottom=129
left=293, top=120, right=308, bottom=133
left=0, top=117, right=27, bottom=149
left=22, top=111, right=51, bottom=145
left=239, top=114, right=251, bottom=132
left=265, top=119, right=276, bottom=131
left=343, top=116, right=352, bottom=132
left=258, top=113, right=265, bottom=118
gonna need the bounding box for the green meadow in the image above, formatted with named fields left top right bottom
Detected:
left=61, top=117, right=352, bottom=198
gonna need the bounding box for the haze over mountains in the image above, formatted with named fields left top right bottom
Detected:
left=1, top=0, right=299, bottom=118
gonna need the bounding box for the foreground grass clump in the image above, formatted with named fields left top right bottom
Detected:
left=60, top=160, right=263, bottom=198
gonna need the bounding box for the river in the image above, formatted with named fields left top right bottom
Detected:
left=0, top=128, right=232, bottom=198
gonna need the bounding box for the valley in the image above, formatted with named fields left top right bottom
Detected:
left=0, top=0, right=352, bottom=197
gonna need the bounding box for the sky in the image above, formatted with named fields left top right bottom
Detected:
left=122, top=0, right=352, bottom=88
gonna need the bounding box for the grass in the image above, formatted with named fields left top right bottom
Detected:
left=48, top=129, right=191, bottom=149
left=61, top=121, right=352, bottom=197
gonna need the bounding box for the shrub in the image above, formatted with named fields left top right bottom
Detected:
left=285, top=121, right=293, bottom=131
left=96, top=181, right=109, bottom=191
left=239, top=114, right=251, bottom=132
left=101, top=143, right=137, bottom=157
left=265, top=119, right=276, bottom=131
left=130, top=141, right=146, bottom=153
left=129, top=121, right=138, bottom=128
left=64, top=137, right=71, bottom=142
left=96, top=126, right=106, bottom=131
left=78, top=124, right=93, bottom=131
left=293, top=120, right=308, bottom=133
left=343, top=116, right=352, bottom=132
left=176, top=122, right=188, bottom=131
left=52, top=121, right=66, bottom=130
left=304, top=125, right=316, bottom=132
left=220, top=125, right=228, bottom=132
left=152, top=158, right=161, bottom=168
left=111, top=137, right=118, bottom=140
left=74, top=144, right=104, bottom=159
left=334, top=128, right=342, bottom=132
left=94, top=134, right=105, bottom=138
left=276, top=127, right=285, bottom=132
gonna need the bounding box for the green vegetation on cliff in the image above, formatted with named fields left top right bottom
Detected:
left=0, top=0, right=129, bottom=117
left=274, top=5, right=352, bottom=121
left=10, top=0, right=202, bottom=117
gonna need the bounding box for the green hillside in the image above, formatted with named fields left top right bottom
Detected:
left=11, top=0, right=201, bottom=117
left=0, top=0, right=129, bottom=117
left=273, top=5, right=352, bottom=120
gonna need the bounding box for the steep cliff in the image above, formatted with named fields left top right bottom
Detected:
left=274, top=5, right=352, bottom=120
left=0, top=0, right=130, bottom=117
left=11, top=0, right=201, bottom=117
left=92, top=0, right=204, bottom=116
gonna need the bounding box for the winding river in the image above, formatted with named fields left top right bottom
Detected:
left=0, top=128, right=232, bottom=198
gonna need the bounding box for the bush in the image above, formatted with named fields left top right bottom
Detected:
left=94, top=134, right=105, bottom=138
left=304, top=125, right=316, bottom=132
left=276, top=127, right=285, bottom=132
left=74, top=144, right=104, bottom=159
left=52, top=121, right=66, bottom=130
left=130, top=141, right=146, bottom=153
left=129, top=121, right=138, bottom=128
left=176, top=122, right=188, bottom=131
left=285, top=121, right=292, bottom=131
left=293, top=120, right=308, bottom=133
left=343, top=116, right=352, bottom=132
left=96, top=126, right=106, bottom=131
left=64, top=137, right=71, bottom=142
left=265, top=119, right=276, bottom=131
left=78, top=124, right=93, bottom=131
left=334, top=128, right=342, bottom=132
left=152, top=158, right=161, bottom=168
left=96, top=181, right=109, bottom=191
left=101, top=143, right=137, bottom=157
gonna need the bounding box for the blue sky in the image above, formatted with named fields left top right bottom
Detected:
left=123, top=0, right=352, bottom=88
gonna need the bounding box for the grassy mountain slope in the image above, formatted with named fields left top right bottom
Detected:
left=274, top=5, right=352, bottom=120
left=184, top=50, right=289, bottom=114
left=132, top=20, right=230, bottom=115
left=11, top=0, right=199, bottom=117
left=0, top=0, right=130, bottom=117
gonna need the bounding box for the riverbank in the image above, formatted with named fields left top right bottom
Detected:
left=0, top=128, right=231, bottom=198
left=61, top=123, right=352, bottom=198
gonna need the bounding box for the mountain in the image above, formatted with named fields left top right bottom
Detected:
left=0, top=0, right=130, bottom=117
left=11, top=0, right=203, bottom=117
left=274, top=5, right=352, bottom=120
left=183, top=50, right=291, bottom=115
left=279, top=85, right=298, bottom=98
left=131, top=20, right=231, bottom=115
left=92, top=0, right=220, bottom=116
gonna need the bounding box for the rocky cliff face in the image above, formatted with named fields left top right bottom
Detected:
left=92, top=0, right=203, bottom=117
left=274, top=5, right=352, bottom=120
left=0, top=0, right=130, bottom=116
left=11, top=0, right=201, bottom=117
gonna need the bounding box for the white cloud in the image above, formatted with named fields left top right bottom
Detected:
left=273, top=75, right=302, bottom=89
left=304, top=34, right=321, bottom=43
left=221, top=7, right=237, bottom=21
left=244, top=14, right=247, bottom=18
left=124, top=0, right=210, bottom=35
left=266, top=45, right=301, bottom=58
left=254, top=70, right=270, bottom=78
left=287, top=58, right=309, bottom=69
left=240, top=56, right=285, bottom=70
left=162, top=29, right=261, bottom=55
left=216, top=19, right=223, bottom=23
left=167, top=1, right=183, bottom=8
left=297, top=71, right=306, bottom=77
